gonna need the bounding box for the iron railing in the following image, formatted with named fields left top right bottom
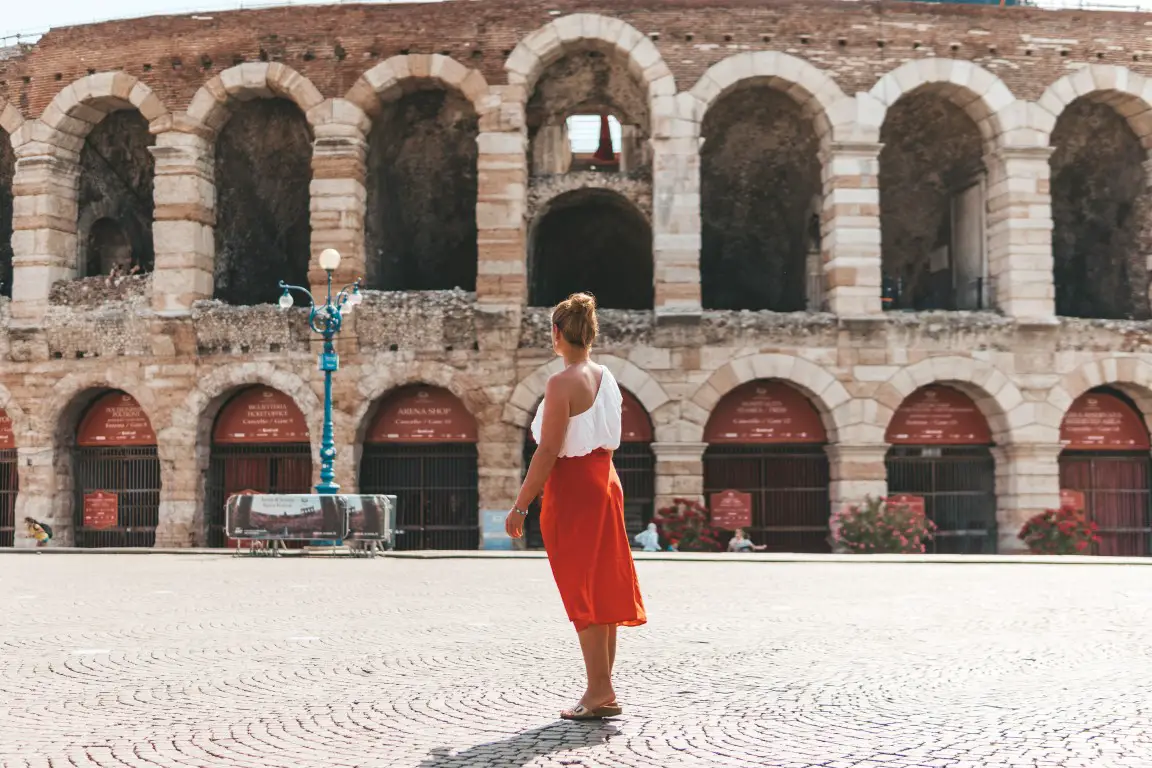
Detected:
left=704, top=444, right=831, bottom=553
left=206, top=444, right=312, bottom=547
left=73, top=446, right=160, bottom=548
left=360, top=443, right=479, bottom=550
left=0, top=449, right=15, bottom=547
left=1059, top=453, right=1152, bottom=557
left=521, top=441, right=655, bottom=550
left=885, top=445, right=998, bottom=554
left=882, top=275, right=996, bottom=312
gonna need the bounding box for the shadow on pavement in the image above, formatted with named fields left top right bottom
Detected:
left=415, top=720, right=622, bottom=767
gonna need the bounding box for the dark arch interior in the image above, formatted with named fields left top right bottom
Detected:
left=365, top=88, right=478, bottom=291
left=0, top=128, right=13, bottom=297
left=880, top=91, right=985, bottom=311
left=701, top=85, right=821, bottom=312
left=1051, top=99, right=1149, bottom=320
left=214, top=98, right=312, bottom=306
left=529, top=189, right=652, bottom=309
left=78, top=110, right=156, bottom=275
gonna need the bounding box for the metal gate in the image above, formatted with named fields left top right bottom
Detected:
left=885, top=445, right=997, bottom=554
left=1059, top=453, right=1152, bottom=557
left=521, top=441, right=655, bottom=550
left=73, top=446, right=161, bottom=548
left=0, top=449, right=15, bottom=547
left=704, top=444, right=830, bottom=553
left=360, top=443, right=479, bottom=550
left=205, top=444, right=312, bottom=547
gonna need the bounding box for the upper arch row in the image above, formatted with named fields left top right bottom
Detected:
left=2, top=13, right=1152, bottom=150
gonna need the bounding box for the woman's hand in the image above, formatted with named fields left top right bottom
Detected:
left=505, top=509, right=525, bottom=539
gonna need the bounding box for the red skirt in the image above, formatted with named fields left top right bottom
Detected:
left=540, top=449, right=647, bottom=632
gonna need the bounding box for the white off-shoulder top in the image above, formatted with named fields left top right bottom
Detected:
left=530, top=366, right=623, bottom=458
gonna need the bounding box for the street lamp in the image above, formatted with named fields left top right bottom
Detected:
left=277, top=248, right=363, bottom=495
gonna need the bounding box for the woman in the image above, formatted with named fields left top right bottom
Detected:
left=505, top=292, right=647, bottom=721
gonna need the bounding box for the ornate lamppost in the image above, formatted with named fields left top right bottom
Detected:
left=277, top=248, right=362, bottom=494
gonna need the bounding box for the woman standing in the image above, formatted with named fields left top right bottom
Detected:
left=505, top=292, right=647, bottom=720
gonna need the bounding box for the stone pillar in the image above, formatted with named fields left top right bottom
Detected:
left=619, top=125, right=646, bottom=174
left=531, top=123, right=570, bottom=176
left=149, top=131, right=216, bottom=315
left=9, top=149, right=80, bottom=327
left=826, top=443, right=888, bottom=519
left=476, top=86, right=528, bottom=309
left=11, top=444, right=57, bottom=547
left=820, top=141, right=883, bottom=317
left=651, top=137, right=702, bottom=315
left=308, top=114, right=369, bottom=295
left=985, top=145, right=1056, bottom=320
left=992, top=442, right=1062, bottom=554
left=154, top=434, right=199, bottom=548
left=652, top=442, right=706, bottom=511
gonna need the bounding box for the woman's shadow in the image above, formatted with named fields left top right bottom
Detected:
left=417, top=720, right=621, bottom=767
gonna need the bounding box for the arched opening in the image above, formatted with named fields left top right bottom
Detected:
left=703, top=380, right=830, bottom=552
left=528, top=188, right=652, bottom=309
left=521, top=387, right=655, bottom=550
left=0, top=128, right=13, bottom=297
left=884, top=385, right=997, bottom=554
left=213, top=99, right=313, bottom=306
left=880, top=90, right=989, bottom=311
left=1051, top=98, right=1150, bottom=320
left=527, top=48, right=649, bottom=177
left=364, top=86, right=478, bottom=291
left=77, top=110, right=156, bottom=277
left=1058, top=387, right=1152, bottom=556
left=359, top=385, right=479, bottom=550
left=0, top=408, right=16, bottom=547
left=701, top=84, right=822, bottom=312
left=205, top=386, right=313, bottom=547
left=72, top=391, right=160, bottom=548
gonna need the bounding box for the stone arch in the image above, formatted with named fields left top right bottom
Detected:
left=345, top=54, right=492, bottom=119
left=505, top=13, right=677, bottom=131
left=687, top=354, right=851, bottom=444
left=868, top=60, right=1021, bottom=148
left=0, top=96, right=25, bottom=138
left=874, top=357, right=1041, bottom=445
left=38, top=72, right=169, bottom=150
left=686, top=52, right=849, bottom=145
left=504, top=354, right=672, bottom=430
left=1049, top=358, right=1152, bottom=437
left=352, top=361, right=481, bottom=447
left=1037, top=65, right=1152, bottom=148
left=41, top=369, right=162, bottom=444
left=185, top=62, right=324, bottom=135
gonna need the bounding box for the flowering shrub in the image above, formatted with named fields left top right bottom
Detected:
left=652, top=498, right=724, bottom=552
left=1017, top=504, right=1100, bottom=555
left=830, top=495, right=937, bottom=554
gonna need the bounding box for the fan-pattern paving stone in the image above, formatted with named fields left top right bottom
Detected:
left=0, top=555, right=1150, bottom=767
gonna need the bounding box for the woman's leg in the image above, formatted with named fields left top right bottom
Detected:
left=608, top=624, right=617, bottom=674
left=566, top=624, right=614, bottom=711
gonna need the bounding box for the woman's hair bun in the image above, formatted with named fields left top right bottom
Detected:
left=552, top=292, right=599, bottom=349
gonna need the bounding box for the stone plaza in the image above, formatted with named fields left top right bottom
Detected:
left=1, top=553, right=1149, bottom=767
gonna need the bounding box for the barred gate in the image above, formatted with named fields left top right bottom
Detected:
left=360, top=443, right=479, bottom=550
left=0, top=449, right=15, bottom=547
left=885, top=445, right=998, bottom=554
left=1059, top=453, right=1152, bottom=557
left=703, top=444, right=830, bottom=553
left=73, top=446, right=161, bottom=548
left=205, top=444, right=312, bottom=547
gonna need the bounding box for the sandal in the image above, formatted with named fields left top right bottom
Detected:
left=560, top=701, right=623, bottom=720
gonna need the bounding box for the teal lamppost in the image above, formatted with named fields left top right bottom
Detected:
left=277, top=248, right=362, bottom=494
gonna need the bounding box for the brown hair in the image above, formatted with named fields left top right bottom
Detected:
left=551, top=292, right=598, bottom=349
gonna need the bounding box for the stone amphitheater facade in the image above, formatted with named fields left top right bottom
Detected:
left=2, top=0, right=1152, bottom=552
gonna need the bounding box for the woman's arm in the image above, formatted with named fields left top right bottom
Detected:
left=505, top=375, right=570, bottom=537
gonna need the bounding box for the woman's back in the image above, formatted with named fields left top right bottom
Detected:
left=530, top=364, right=622, bottom=458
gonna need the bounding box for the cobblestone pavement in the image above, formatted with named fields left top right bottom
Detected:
left=1, top=555, right=1150, bottom=768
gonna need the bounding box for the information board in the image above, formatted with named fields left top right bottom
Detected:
left=0, top=408, right=13, bottom=450
left=225, top=494, right=348, bottom=541
left=1060, top=392, right=1151, bottom=451
left=710, top=490, right=753, bottom=530
left=82, top=491, right=119, bottom=530
left=885, top=385, right=992, bottom=445
left=77, top=392, right=157, bottom=447
left=480, top=509, right=514, bottom=551
left=214, top=387, right=310, bottom=445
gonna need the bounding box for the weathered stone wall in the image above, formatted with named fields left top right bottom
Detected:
left=0, top=130, right=12, bottom=297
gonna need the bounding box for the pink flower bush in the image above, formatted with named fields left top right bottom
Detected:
left=1018, top=504, right=1100, bottom=555
left=652, top=498, right=724, bottom=553
left=830, top=495, right=936, bottom=554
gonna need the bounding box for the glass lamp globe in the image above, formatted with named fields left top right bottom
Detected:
left=318, top=248, right=341, bottom=272
left=278, top=290, right=294, bottom=310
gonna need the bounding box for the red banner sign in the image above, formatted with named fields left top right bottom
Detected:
left=887, top=494, right=926, bottom=518
left=77, top=392, right=157, bottom=447
left=82, top=491, right=118, bottom=530
left=367, top=385, right=478, bottom=443
left=710, top=490, right=753, bottom=530
left=885, top=385, right=992, bottom=445
left=704, top=381, right=827, bottom=444
left=621, top=389, right=653, bottom=443
left=1060, top=488, right=1086, bottom=512
left=0, top=408, right=13, bottom=450
left=1060, top=391, right=1151, bottom=451
left=214, top=386, right=311, bottom=445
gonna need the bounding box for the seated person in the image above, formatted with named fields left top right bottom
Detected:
left=727, top=528, right=767, bottom=553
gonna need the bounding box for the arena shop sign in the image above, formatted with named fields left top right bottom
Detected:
left=885, top=385, right=992, bottom=445
left=367, top=386, right=478, bottom=443
left=704, top=381, right=827, bottom=444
